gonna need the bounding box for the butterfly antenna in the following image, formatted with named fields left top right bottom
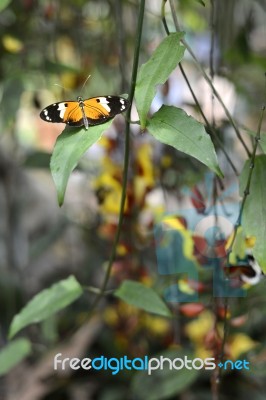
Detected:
left=80, top=75, right=91, bottom=96
left=54, top=83, right=67, bottom=90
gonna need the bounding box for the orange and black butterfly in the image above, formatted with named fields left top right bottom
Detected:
left=40, top=95, right=129, bottom=130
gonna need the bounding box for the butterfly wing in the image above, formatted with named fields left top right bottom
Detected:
left=40, top=101, right=84, bottom=127
left=82, top=96, right=130, bottom=126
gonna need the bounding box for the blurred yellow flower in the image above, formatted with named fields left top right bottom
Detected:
left=101, top=188, right=123, bottom=214
left=116, top=243, right=128, bottom=256
left=229, top=333, right=257, bottom=359
left=161, top=155, right=172, bottom=168
left=185, top=311, right=214, bottom=343
left=103, top=306, right=119, bottom=326
left=103, top=301, right=138, bottom=328
left=245, top=236, right=256, bottom=248
left=94, top=157, right=125, bottom=215
left=2, top=35, right=23, bottom=53
left=140, top=275, right=153, bottom=287
left=178, top=279, right=196, bottom=295
left=195, top=346, right=213, bottom=360
left=162, top=216, right=195, bottom=262
left=133, top=143, right=155, bottom=203
left=143, top=315, right=171, bottom=336
left=136, top=143, right=154, bottom=183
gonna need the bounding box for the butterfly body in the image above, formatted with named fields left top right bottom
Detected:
left=40, top=95, right=129, bottom=130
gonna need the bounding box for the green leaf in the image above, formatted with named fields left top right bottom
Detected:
left=131, top=349, right=199, bottom=400
left=9, top=276, right=83, bottom=339
left=256, top=135, right=266, bottom=154
left=0, top=0, right=11, bottom=13
left=0, top=78, right=24, bottom=127
left=24, top=151, right=51, bottom=169
left=147, top=105, right=223, bottom=177
left=114, top=280, right=172, bottom=318
left=195, top=0, right=205, bottom=5
left=244, top=129, right=266, bottom=154
left=239, top=155, right=266, bottom=272
left=135, top=32, right=185, bottom=128
left=50, top=122, right=112, bottom=206
left=0, top=339, right=31, bottom=376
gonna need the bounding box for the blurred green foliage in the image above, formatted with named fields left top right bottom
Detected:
left=0, top=1, right=265, bottom=400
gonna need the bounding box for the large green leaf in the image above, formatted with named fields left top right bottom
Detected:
left=0, top=339, right=31, bottom=376
left=147, top=105, right=223, bottom=176
left=131, top=349, right=199, bottom=400
left=239, top=155, right=266, bottom=271
left=0, top=0, right=11, bottom=13
left=135, top=32, right=185, bottom=128
left=9, top=276, right=83, bottom=339
left=50, top=122, right=112, bottom=206
left=115, top=280, right=172, bottom=318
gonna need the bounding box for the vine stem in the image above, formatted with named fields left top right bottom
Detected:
left=168, top=0, right=251, bottom=158
left=219, top=105, right=265, bottom=380
left=226, top=105, right=265, bottom=256
left=90, top=0, right=146, bottom=311
left=161, top=0, right=238, bottom=176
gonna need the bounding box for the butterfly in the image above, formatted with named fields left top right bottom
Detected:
left=40, top=95, right=130, bottom=130
left=229, top=253, right=263, bottom=285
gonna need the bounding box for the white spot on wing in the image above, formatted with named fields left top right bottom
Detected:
left=98, top=97, right=111, bottom=112
left=120, top=98, right=126, bottom=110
left=43, top=109, right=52, bottom=121
left=57, top=103, right=67, bottom=119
